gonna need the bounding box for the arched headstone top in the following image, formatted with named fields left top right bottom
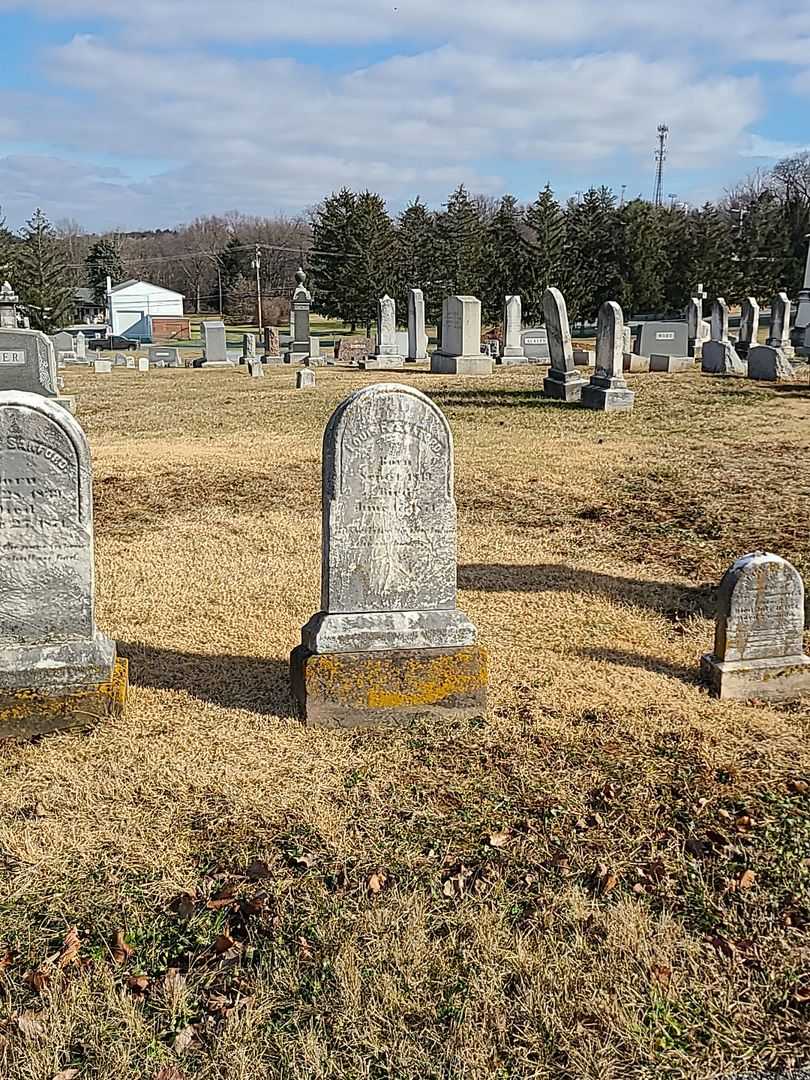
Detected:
left=542, top=287, right=574, bottom=372
left=714, top=552, right=805, bottom=664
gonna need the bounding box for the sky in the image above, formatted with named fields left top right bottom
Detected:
left=0, top=0, right=809, bottom=232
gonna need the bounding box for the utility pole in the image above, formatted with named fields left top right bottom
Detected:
left=653, top=124, right=669, bottom=207
left=252, top=243, right=263, bottom=331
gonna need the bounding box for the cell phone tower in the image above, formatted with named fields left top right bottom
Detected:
left=653, top=124, right=669, bottom=207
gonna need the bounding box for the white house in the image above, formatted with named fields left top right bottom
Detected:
left=107, top=279, right=185, bottom=339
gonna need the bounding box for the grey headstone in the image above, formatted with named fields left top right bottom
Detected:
left=747, top=345, right=795, bottom=381
left=794, top=237, right=810, bottom=346
left=702, top=299, right=745, bottom=375
left=542, top=287, right=585, bottom=401
left=636, top=320, right=689, bottom=358
left=75, top=332, right=86, bottom=360
left=288, top=268, right=312, bottom=363
left=114, top=353, right=128, bottom=367
left=736, top=297, right=760, bottom=358
left=431, top=296, right=491, bottom=375
left=406, top=288, right=428, bottom=361
left=296, top=369, right=315, bottom=389
left=299, top=383, right=477, bottom=653
left=149, top=346, right=180, bottom=367
left=520, top=328, right=550, bottom=362
left=582, top=301, right=634, bottom=412
left=248, top=354, right=265, bottom=378
left=501, top=295, right=528, bottom=364
left=52, top=332, right=74, bottom=354
left=242, top=334, right=257, bottom=364
left=202, top=320, right=232, bottom=366
left=0, top=328, right=59, bottom=398
left=701, top=552, right=810, bottom=701
left=767, top=292, right=792, bottom=352
left=366, top=296, right=404, bottom=369
left=0, top=391, right=116, bottom=690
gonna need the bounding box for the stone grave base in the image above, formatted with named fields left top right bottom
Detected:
left=623, top=353, right=650, bottom=373
left=430, top=353, right=493, bottom=376
left=543, top=369, right=585, bottom=402
left=700, top=652, right=810, bottom=702
left=360, top=355, right=405, bottom=370
left=581, top=375, right=634, bottom=412
left=202, top=360, right=236, bottom=368
left=262, top=356, right=283, bottom=365
left=0, top=657, right=128, bottom=740
left=56, top=395, right=76, bottom=413
left=290, top=645, right=488, bottom=728
left=573, top=348, right=594, bottom=366
left=650, top=354, right=693, bottom=373
left=499, top=351, right=529, bottom=366
left=701, top=341, right=746, bottom=376
left=748, top=345, right=794, bottom=381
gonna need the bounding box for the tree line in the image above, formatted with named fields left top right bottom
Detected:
left=2, top=151, right=809, bottom=334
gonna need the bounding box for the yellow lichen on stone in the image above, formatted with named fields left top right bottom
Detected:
left=0, top=657, right=129, bottom=739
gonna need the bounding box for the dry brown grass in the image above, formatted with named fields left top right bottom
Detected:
left=0, top=364, right=809, bottom=1080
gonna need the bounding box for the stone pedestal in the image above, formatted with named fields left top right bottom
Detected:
left=650, top=354, right=693, bottom=373
left=0, top=658, right=128, bottom=739
left=543, top=368, right=585, bottom=401
left=500, top=349, right=529, bottom=366
left=701, top=652, right=810, bottom=702
left=362, top=355, right=405, bottom=370
left=793, top=289, right=810, bottom=348
left=701, top=340, right=746, bottom=376
left=747, top=345, right=795, bottom=381
left=291, top=645, right=488, bottom=728
left=581, top=373, right=634, bottom=412
left=430, top=352, right=492, bottom=376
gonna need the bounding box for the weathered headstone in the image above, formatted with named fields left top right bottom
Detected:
left=573, top=347, right=594, bottom=367
left=747, top=344, right=795, bottom=381
left=767, top=292, right=794, bottom=357
left=201, top=321, right=233, bottom=367
left=290, top=383, right=487, bottom=727
left=113, top=353, right=128, bottom=368
left=0, top=282, right=19, bottom=329
left=701, top=553, right=810, bottom=701
left=636, top=320, right=689, bottom=358
left=364, top=296, right=404, bottom=370
left=0, top=391, right=128, bottom=736
left=52, top=331, right=74, bottom=355
left=335, top=336, right=373, bottom=365
left=126, top=357, right=136, bottom=370
left=75, top=332, right=86, bottom=361
left=296, top=369, right=315, bottom=389
left=287, top=268, right=312, bottom=363
left=542, top=288, right=586, bottom=402
left=582, top=301, right=634, bottom=412
left=431, top=297, right=492, bottom=375
left=241, top=333, right=256, bottom=365
left=792, top=235, right=810, bottom=350
left=520, top=328, right=550, bottom=362
left=137, top=357, right=149, bottom=373
left=701, top=299, right=746, bottom=376
left=407, top=288, right=428, bottom=361
left=0, top=326, right=74, bottom=411
left=308, top=336, right=323, bottom=366
left=735, top=297, right=760, bottom=359
left=94, top=360, right=112, bottom=374
left=500, top=295, right=528, bottom=365
left=262, top=326, right=281, bottom=363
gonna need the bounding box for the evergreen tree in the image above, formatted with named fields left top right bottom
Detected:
left=480, top=195, right=528, bottom=324
left=432, top=185, right=486, bottom=317
left=616, top=199, right=665, bottom=315
left=220, top=233, right=248, bottom=313
left=85, top=236, right=123, bottom=304
left=0, top=209, right=16, bottom=282
left=393, top=199, right=435, bottom=316
left=563, top=187, right=621, bottom=323
left=524, top=185, right=565, bottom=323
left=659, top=206, right=697, bottom=313
left=734, top=192, right=792, bottom=301
left=343, top=191, right=396, bottom=333
left=16, top=209, right=74, bottom=332
left=692, top=203, right=735, bottom=301
left=309, top=188, right=360, bottom=327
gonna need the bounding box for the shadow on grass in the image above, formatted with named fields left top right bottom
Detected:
left=577, top=646, right=703, bottom=686
left=459, top=563, right=716, bottom=619
left=770, top=381, right=810, bottom=397
left=118, top=641, right=295, bottom=717
left=427, top=386, right=581, bottom=410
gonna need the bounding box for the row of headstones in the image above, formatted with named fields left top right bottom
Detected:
left=3, top=381, right=806, bottom=739
left=697, top=294, right=797, bottom=381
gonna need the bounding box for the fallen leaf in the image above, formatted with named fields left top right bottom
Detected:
left=110, top=930, right=134, bottom=965
left=735, top=815, right=754, bottom=832
left=213, top=933, right=237, bottom=955
left=367, top=872, right=387, bottom=894
left=708, top=934, right=736, bottom=959
left=0, top=948, right=14, bottom=972
left=651, top=964, right=672, bottom=991
left=595, top=863, right=619, bottom=895
left=126, top=974, right=150, bottom=996
left=685, top=837, right=705, bottom=858
left=52, top=1069, right=80, bottom=1080
left=15, top=1011, right=46, bottom=1041
left=738, top=869, right=756, bottom=890
left=22, top=966, right=51, bottom=994
left=155, top=1068, right=187, bottom=1080
left=56, top=928, right=81, bottom=970
left=173, top=1024, right=196, bottom=1054
left=246, top=859, right=272, bottom=880
left=487, top=831, right=509, bottom=848
left=173, top=893, right=196, bottom=921
left=792, top=984, right=810, bottom=1004
left=297, top=936, right=313, bottom=962
left=787, top=779, right=808, bottom=795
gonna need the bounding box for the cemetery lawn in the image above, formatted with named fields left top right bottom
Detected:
left=1, top=364, right=809, bottom=1080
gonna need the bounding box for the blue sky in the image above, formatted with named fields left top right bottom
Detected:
left=0, top=0, right=808, bottom=231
